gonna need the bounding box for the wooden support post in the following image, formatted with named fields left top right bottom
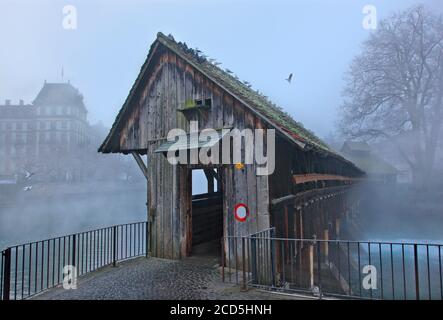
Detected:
left=309, top=244, right=314, bottom=289
left=335, top=218, right=340, bottom=239
left=131, top=152, right=148, bottom=180
left=299, top=210, right=304, bottom=248
left=323, top=229, right=329, bottom=262
left=204, top=169, right=218, bottom=193
left=215, top=168, right=221, bottom=192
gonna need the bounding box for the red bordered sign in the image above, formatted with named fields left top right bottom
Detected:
left=234, top=203, right=249, bottom=222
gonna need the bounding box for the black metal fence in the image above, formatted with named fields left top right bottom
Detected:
left=1, top=221, right=148, bottom=300
left=222, top=234, right=443, bottom=300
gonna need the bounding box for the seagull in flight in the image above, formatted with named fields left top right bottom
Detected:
left=285, top=73, right=293, bottom=83
left=24, top=169, right=35, bottom=180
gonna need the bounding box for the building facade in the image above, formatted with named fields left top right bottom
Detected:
left=0, top=82, right=91, bottom=178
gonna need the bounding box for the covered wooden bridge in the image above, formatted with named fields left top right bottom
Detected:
left=98, top=32, right=364, bottom=264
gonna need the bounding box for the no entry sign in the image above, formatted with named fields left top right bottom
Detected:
left=234, top=203, right=249, bottom=222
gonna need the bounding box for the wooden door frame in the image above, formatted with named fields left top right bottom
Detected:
left=183, top=165, right=225, bottom=258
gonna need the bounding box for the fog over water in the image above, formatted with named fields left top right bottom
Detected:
left=0, top=176, right=147, bottom=250
left=1, top=0, right=443, bottom=251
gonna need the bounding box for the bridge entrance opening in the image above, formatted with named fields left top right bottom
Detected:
left=190, top=168, right=223, bottom=258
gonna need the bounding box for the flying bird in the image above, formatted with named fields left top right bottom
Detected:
left=24, top=170, right=35, bottom=180
left=285, top=73, right=293, bottom=83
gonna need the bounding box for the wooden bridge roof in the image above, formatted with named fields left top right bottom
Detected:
left=98, top=32, right=362, bottom=173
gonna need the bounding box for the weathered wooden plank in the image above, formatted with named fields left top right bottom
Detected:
left=232, top=100, right=249, bottom=238
left=162, top=53, right=173, bottom=259
left=169, top=53, right=181, bottom=260
left=147, top=144, right=155, bottom=256
left=156, top=53, right=167, bottom=258
left=150, top=145, right=158, bottom=256
left=199, top=76, right=212, bottom=129
left=222, top=93, right=234, bottom=127
left=184, top=64, right=196, bottom=123
left=176, top=55, right=188, bottom=132
left=212, top=86, right=223, bottom=129
left=245, top=112, right=257, bottom=235
left=293, top=173, right=358, bottom=185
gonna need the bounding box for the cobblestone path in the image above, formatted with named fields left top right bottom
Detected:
left=33, top=256, right=301, bottom=300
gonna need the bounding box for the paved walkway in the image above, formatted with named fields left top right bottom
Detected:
left=33, top=256, right=302, bottom=300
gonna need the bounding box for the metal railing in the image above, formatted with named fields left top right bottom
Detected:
left=1, top=221, right=148, bottom=300
left=222, top=235, right=443, bottom=300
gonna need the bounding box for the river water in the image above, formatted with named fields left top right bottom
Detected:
left=0, top=181, right=147, bottom=250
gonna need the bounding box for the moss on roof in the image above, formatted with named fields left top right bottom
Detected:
left=156, top=32, right=331, bottom=152
left=100, top=32, right=361, bottom=172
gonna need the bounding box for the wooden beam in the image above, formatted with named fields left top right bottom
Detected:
left=270, top=194, right=296, bottom=207
left=131, top=152, right=148, bottom=180
left=293, top=173, right=361, bottom=185
left=270, top=185, right=351, bottom=211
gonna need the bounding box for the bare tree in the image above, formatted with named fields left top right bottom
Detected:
left=340, top=5, right=443, bottom=188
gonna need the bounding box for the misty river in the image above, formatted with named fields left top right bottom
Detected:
left=0, top=181, right=146, bottom=250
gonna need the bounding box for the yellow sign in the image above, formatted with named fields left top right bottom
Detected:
left=235, top=163, right=244, bottom=170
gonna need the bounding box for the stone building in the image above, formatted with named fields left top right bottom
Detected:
left=0, top=81, right=91, bottom=179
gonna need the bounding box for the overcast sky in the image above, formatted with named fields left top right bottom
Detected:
left=1, top=0, right=442, bottom=138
